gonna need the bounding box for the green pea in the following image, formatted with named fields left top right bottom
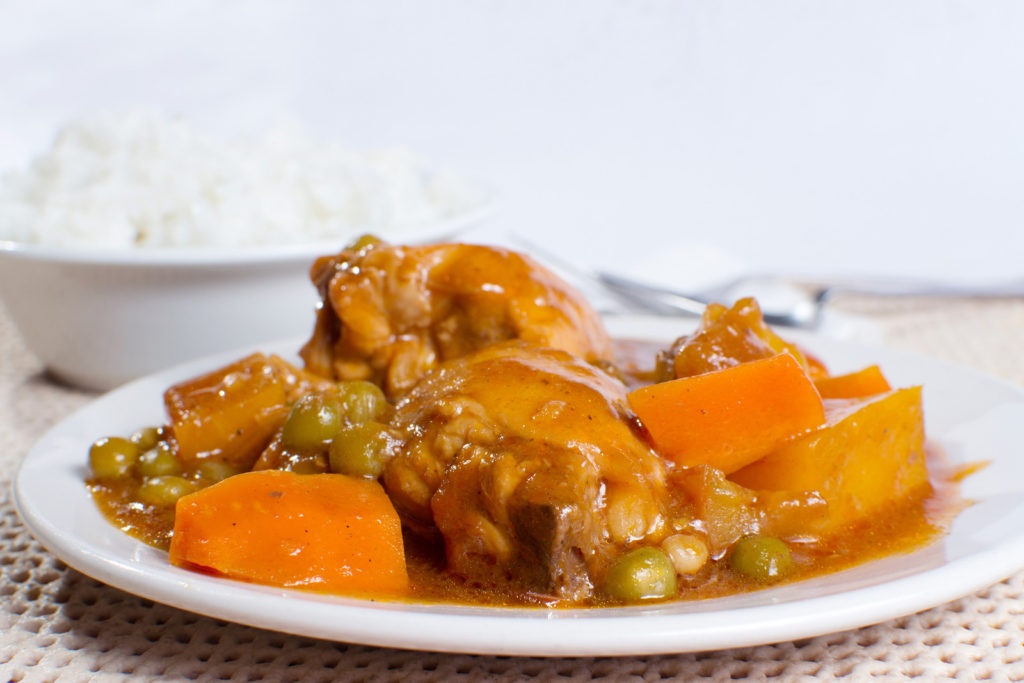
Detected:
left=130, top=426, right=162, bottom=451
left=347, top=233, right=382, bottom=251
left=729, top=536, right=795, bottom=582
left=281, top=394, right=345, bottom=451
left=197, top=459, right=243, bottom=483
left=329, top=421, right=392, bottom=478
left=136, top=442, right=182, bottom=477
left=336, top=380, right=389, bottom=424
left=602, top=547, right=677, bottom=603
left=138, top=476, right=196, bottom=506
left=88, top=437, right=140, bottom=479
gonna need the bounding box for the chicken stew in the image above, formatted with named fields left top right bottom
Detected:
left=87, top=239, right=961, bottom=607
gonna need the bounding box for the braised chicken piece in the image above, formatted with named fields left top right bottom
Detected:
left=300, top=241, right=614, bottom=398
left=381, top=341, right=672, bottom=602
left=657, top=297, right=828, bottom=381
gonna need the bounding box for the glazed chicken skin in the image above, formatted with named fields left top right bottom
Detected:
left=381, top=341, right=671, bottom=602
left=300, top=241, right=614, bottom=398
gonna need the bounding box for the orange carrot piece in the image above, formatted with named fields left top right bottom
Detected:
left=627, top=353, right=826, bottom=474
left=169, top=470, right=408, bottom=596
left=814, top=365, right=892, bottom=399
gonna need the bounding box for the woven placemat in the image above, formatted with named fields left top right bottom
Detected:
left=2, top=296, right=1023, bottom=682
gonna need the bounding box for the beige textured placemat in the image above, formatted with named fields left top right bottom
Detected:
left=2, top=296, right=1023, bottom=682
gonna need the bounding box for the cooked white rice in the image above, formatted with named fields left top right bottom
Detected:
left=0, top=112, right=484, bottom=248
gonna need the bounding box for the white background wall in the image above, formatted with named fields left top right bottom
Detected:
left=3, top=0, right=1022, bottom=283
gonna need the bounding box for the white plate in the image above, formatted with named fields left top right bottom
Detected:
left=13, top=316, right=1024, bottom=656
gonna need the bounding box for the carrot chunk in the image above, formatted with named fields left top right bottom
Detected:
left=627, top=353, right=826, bottom=474
left=169, top=470, right=408, bottom=596
left=813, top=365, right=892, bottom=399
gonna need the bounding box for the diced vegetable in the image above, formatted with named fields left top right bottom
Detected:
left=328, top=421, right=393, bottom=478
left=138, top=475, right=197, bottom=506
left=336, top=380, right=390, bottom=424
left=136, top=442, right=183, bottom=477
left=670, top=466, right=832, bottom=554
left=130, top=427, right=161, bottom=451
left=661, top=534, right=709, bottom=575
left=197, top=459, right=243, bottom=484
left=602, top=547, right=677, bottom=602
left=281, top=393, right=345, bottom=450
left=730, top=387, right=930, bottom=530
left=729, top=535, right=794, bottom=582
left=670, top=466, right=759, bottom=554
left=164, top=353, right=292, bottom=469
left=88, top=436, right=141, bottom=479
left=814, top=365, right=892, bottom=399
left=629, top=353, right=826, bottom=474
left=168, top=470, right=408, bottom=596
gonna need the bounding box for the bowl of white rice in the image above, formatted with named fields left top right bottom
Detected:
left=0, top=113, right=491, bottom=390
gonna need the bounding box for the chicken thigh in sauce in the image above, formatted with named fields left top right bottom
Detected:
left=382, top=341, right=672, bottom=603
left=300, top=241, right=614, bottom=398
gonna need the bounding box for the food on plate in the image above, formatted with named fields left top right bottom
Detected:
left=86, top=239, right=962, bottom=606
left=165, top=353, right=333, bottom=470
left=813, top=364, right=892, bottom=399
left=729, top=535, right=795, bottom=583
left=655, top=297, right=828, bottom=381
left=730, top=387, right=929, bottom=529
left=169, top=470, right=408, bottom=596
left=0, top=112, right=484, bottom=248
left=382, top=341, right=669, bottom=602
left=300, top=239, right=614, bottom=397
left=628, top=353, right=827, bottom=474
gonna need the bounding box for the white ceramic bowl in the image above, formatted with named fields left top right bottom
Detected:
left=0, top=211, right=489, bottom=391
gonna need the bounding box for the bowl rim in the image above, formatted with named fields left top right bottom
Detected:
left=0, top=201, right=494, bottom=267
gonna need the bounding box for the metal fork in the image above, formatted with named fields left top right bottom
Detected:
left=594, top=271, right=828, bottom=329
left=514, top=238, right=827, bottom=328
left=515, top=236, right=1024, bottom=330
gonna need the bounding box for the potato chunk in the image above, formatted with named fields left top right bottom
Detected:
left=730, top=387, right=930, bottom=530
left=165, top=353, right=327, bottom=469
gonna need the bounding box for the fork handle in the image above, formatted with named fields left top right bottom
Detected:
left=597, top=273, right=707, bottom=317
left=596, top=272, right=817, bottom=328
